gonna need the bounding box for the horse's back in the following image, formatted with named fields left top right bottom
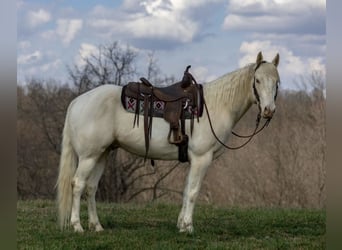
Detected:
left=71, top=84, right=121, bottom=107
left=69, top=84, right=122, bottom=124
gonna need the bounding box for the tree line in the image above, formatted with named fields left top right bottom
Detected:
left=17, top=42, right=326, bottom=208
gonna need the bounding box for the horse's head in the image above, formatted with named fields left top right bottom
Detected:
left=252, top=51, right=280, bottom=119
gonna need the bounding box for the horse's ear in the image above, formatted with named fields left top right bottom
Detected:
left=256, top=51, right=263, bottom=65
left=272, top=53, right=280, bottom=67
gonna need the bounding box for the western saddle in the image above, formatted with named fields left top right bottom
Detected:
left=121, top=65, right=204, bottom=162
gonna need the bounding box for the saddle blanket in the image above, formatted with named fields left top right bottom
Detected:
left=122, top=96, right=200, bottom=119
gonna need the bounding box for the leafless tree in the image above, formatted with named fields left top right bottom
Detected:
left=145, top=51, right=176, bottom=87
left=17, top=81, right=74, bottom=199
left=68, top=42, right=138, bottom=94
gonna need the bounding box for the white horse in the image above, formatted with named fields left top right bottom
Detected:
left=57, top=51, right=280, bottom=233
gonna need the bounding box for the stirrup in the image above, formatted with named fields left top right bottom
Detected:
left=168, top=129, right=183, bottom=144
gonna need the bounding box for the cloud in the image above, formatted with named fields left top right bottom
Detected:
left=41, top=29, right=55, bottom=40
left=18, top=41, right=31, bottom=50
left=88, top=5, right=197, bottom=44
left=27, top=9, right=51, bottom=28
left=223, top=0, right=325, bottom=35
left=74, top=43, right=99, bottom=67
left=226, top=0, right=325, bottom=15
left=87, top=0, right=225, bottom=48
left=40, top=59, right=63, bottom=72
left=250, top=33, right=326, bottom=58
left=239, top=40, right=279, bottom=67
left=38, top=19, right=83, bottom=45
left=239, top=40, right=325, bottom=87
left=17, top=50, right=42, bottom=65
left=17, top=50, right=65, bottom=84
left=56, top=19, right=83, bottom=45
left=192, top=66, right=218, bottom=83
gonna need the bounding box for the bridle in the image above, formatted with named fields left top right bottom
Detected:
left=204, top=61, right=279, bottom=150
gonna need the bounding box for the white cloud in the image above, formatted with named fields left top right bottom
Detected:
left=223, top=14, right=292, bottom=31
left=169, top=0, right=224, bottom=10
left=40, top=59, right=63, bottom=72
left=17, top=50, right=42, bottom=64
left=308, top=58, right=325, bottom=73
left=56, top=19, right=83, bottom=45
left=38, top=19, right=83, bottom=45
left=41, top=29, right=55, bottom=40
left=88, top=0, right=226, bottom=45
left=18, top=41, right=31, bottom=50
left=239, top=40, right=279, bottom=67
left=75, top=43, right=98, bottom=67
left=239, top=40, right=325, bottom=87
left=27, top=9, right=51, bottom=28
left=227, top=0, right=325, bottom=14
left=223, top=0, right=325, bottom=34
left=126, top=15, right=197, bottom=43
left=192, top=66, right=218, bottom=83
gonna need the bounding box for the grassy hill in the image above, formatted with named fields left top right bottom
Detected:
left=17, top=200, right=325, bottom=249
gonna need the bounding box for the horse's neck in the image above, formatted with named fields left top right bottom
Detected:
left=203, top=66, right=254, bottom=125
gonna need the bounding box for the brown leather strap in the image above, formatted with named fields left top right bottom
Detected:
left=133, top=83, right=140, bottom=128
left=204, top=99, right=264, bottom=150
left=143, top=94, right=150, bottom=159
left=149, top=91, right=153, bottom=138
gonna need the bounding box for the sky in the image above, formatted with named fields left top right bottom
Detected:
left=17, top=0, right=326, bottom=90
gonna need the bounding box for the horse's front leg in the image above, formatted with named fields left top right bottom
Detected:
left=177, top=151, right=213, bottom=233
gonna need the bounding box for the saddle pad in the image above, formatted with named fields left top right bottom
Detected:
left=122, top=96, right=200, bottom=119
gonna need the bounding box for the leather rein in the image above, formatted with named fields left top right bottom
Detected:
left=203, top=61, right=277, bottom=150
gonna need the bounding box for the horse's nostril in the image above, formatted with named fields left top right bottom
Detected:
left=264, top=107, right=275, bottom=117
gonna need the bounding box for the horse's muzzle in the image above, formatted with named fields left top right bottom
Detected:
left=262, top=106, right=275, bottom=119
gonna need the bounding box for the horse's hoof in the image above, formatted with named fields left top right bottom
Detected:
left=89, top=222, right=104, bottom=232
left=95, top=224, right=104, bottom=232
left=178, top=223, right=193, bottom=234
left=73, top=224, right=84, bottom=233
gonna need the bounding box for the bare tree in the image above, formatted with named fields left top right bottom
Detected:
left=17, top=81, right=75, bottom=199
left=18, top=80, right=74, bottom=155
left=145, top=51, right=176, bottom=87
left=68, top=42, right=138, bottom=94
left=126, top=161, right=183, bottom=202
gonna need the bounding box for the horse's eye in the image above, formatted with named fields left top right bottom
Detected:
left=256, top=79, right=260, bottom=84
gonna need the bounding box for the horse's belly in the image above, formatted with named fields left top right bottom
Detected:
left=118, top=137, right=179, bottom=160
left=120, top=143, right=178, bottom=160
left=115, top=115, right=179, bottom=160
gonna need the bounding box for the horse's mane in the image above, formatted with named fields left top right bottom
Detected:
left=203, top=64, right=255, bottom=110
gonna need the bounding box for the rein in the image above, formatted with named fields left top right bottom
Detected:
left=203, top=61, right=273, bottom=150
left=203, top=101, right=270, bottom=150
left=231, top=119, right=270, bottom=138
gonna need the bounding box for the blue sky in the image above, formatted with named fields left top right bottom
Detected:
left=17, top=0, right=326, bottom=90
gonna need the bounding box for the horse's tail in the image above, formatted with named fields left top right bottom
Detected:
left=56, top=108, right=77, bottom=230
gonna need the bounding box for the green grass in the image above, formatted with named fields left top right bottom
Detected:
left=17, top=200, right=325, bottom=249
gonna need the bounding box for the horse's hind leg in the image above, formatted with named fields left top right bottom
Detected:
left=86, top=152, right=107, bottom=232
left=71, top=156, right=98, bottom=232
